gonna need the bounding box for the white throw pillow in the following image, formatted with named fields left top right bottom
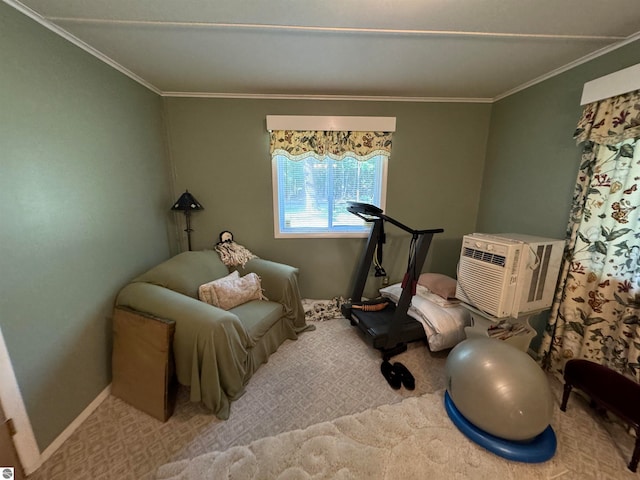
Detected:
left=199, top=271, right=265, bottom=310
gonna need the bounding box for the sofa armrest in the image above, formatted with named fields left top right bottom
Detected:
left=238, top=258, right=296, bottom=297
left=116, top=282, right=246, bottom=338
left=237, top=258, right=313, bottom=333
left=115, top=282, right=252, bottom=418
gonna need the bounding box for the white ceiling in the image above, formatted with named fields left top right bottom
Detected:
left=9, top=0, right=640, bottom=101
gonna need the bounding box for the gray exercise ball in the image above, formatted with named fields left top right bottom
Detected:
left=446, top=338, right=554, bottom=441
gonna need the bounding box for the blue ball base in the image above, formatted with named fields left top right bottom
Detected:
left=444, top=391, right=557, bottom=463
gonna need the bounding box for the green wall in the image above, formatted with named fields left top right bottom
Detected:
left=3, top=0, right=640, bottom=456
left=0, top=3, right=172, bottom=450
left=477, top=39, right=640, bottom=349
left=478, top=40, right=640, bottom=238
left=164, top=98, right=492, bottom=298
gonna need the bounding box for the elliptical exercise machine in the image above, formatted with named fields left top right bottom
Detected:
left=341, top=202, right=444, bottom=360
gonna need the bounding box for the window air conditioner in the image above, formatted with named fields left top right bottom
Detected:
left=455, top=233, right=565, bottom=319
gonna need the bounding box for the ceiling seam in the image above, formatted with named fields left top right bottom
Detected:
left=43, top=17, right=627, bottom=41
left=160, top=92, right=494, bottom=103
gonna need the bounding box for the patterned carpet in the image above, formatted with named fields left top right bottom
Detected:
left=27, top=312, right=637, bottom=479
left=155, top=389, right=638, bottom=480
left=29, top=314, right=447, bottom=479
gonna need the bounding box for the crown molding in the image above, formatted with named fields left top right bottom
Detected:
left=493, top=30, right=640, bottom=102
left=5, top=0, right=162, bottom=95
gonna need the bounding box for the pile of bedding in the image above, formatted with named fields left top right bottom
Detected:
left=379, top=273, right=471, bottom=351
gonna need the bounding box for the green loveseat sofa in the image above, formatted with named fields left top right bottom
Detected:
left=112, top=250, right=314, bottom=420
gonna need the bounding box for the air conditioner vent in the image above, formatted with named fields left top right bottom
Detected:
left=457, top=233, right=564, bottom=319
left=462, top=247, right=506, bottom=267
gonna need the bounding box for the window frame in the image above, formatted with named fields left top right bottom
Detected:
left=271, top=154, right=388, bottom=239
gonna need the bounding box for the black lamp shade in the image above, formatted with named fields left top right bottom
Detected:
left=171, top=190, right=204, bottom=211
left=171, top=190, right=204, bottom=251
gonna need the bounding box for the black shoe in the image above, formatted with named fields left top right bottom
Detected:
left=381, top=361, right=402, bottom=389
left=393, top=362, right=415, bottom=390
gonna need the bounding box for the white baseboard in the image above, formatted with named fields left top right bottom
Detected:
left=0, top=327, right=112, bottom=474
left=39, top=384, right=112, bottom=466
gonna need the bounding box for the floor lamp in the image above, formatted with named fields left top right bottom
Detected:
left=171, top=190, right=204, bottom=251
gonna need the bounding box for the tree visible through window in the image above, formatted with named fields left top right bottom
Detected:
left=273, top=154, right=387, bottom=237
left=267, top=123, right=394, bottom=238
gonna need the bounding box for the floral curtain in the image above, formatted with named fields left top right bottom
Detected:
left=269, top=130, right=393, bottom=161
left=540, top=89, right=640, bottom=382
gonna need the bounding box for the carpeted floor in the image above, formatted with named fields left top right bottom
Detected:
left=155, top=388, right=638, bottom=480
left=28, top=314, right=446, bottom=479
left=27, top=312, right=637, bottom=479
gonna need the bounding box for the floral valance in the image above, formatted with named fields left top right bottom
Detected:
left=574, top=89, right=640, bottom=145
left=269, top=130, right=393, bottom=161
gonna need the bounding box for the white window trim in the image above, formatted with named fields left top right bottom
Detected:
left=580, top=63, right=640, bottom=105
left=266, top=115, right=396, bottom=132
left=271, top=156, right=388, bottom=239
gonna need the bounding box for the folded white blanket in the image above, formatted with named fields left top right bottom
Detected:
left=379, top=283, right=471, bottom=351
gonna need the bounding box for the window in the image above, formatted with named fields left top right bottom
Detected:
left=267, top=116, right=395, bottom=238
left=272, top=153, right=387, bottom=237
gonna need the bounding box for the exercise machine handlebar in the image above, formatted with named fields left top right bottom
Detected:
left=347, top=202, right=444, bottom=236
